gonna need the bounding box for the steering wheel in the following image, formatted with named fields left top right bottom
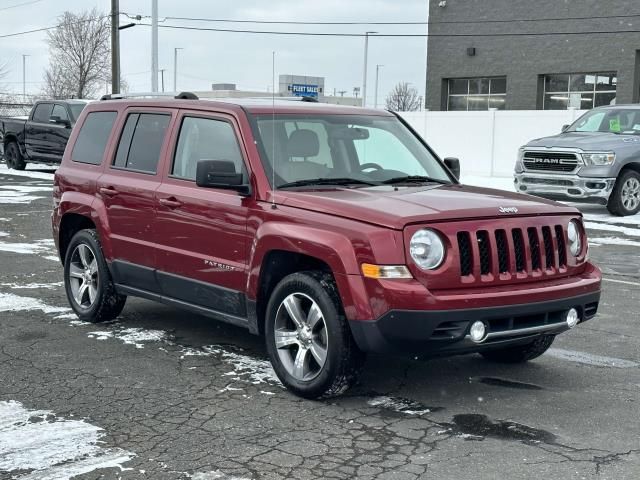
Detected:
left=359, top=162, right=384, bottom=172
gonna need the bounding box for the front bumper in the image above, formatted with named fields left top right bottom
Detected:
left=514, top=172, right=616, bottom=205
left=349, top=291, right=600, bottom=355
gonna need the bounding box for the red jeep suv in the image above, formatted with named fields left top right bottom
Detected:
left=52, top=93, right=601, bottom=398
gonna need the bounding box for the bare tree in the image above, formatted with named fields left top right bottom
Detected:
left=385, top=82, right=422, bottom=112
left=43, top=9, right=110, bottom=99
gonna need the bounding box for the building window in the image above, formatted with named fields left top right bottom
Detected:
left=447, top=77, right=506, bottom=111
left=543, top=72, right=617, bottom=110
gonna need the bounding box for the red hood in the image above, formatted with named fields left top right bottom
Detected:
left=276, top=184, right=578, bottom=229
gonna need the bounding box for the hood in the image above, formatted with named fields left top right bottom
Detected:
left=277, top=184, right=578, bottom=229
left=526, top=131, right=628, bottom=150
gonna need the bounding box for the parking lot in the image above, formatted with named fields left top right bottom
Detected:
left=1, top=165, right=639, bottom=480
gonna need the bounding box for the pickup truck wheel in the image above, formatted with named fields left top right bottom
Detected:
left=64, top=229, right=126, bottom=323
left=265, top=271, right=365, bottom=399
left=480, top=335, right=555, bottom=363
left=4, top=142, right=26, bottom=170
left=608, top=170, right=640, bottom=216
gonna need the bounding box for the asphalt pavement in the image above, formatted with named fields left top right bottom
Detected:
left=1, top=166, right=639, bottom=480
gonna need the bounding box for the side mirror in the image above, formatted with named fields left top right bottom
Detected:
left=561, top=124, right=570, bottom=133
left=49, top=116, right=71, bottom=127
left=196, top=160, right=251, bottom=196
left=443, top=157, right=461, bottom=180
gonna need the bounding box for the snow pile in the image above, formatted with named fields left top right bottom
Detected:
left=0, top=400, right=133, bottom=479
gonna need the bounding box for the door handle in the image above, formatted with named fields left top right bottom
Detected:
left=99, top=187, right=119, bottom=197
left=159, top=197, right=182, bottom=209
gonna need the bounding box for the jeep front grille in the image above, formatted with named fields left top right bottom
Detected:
left=456, top=223, right=568, bottom=281
left=523, top=151, right=580, bottom=173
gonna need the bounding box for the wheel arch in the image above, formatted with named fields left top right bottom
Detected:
left=58, top=213, right=96, bottom=264
left=247, top=223, right=373, bottom=335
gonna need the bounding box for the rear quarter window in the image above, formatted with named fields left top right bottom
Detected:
left=71, top=111, right=118, bottom=165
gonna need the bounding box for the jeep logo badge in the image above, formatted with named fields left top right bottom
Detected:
left=499, top=207, right=519, bottom=214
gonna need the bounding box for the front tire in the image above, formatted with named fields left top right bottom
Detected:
left=480, top=335, right=555, bottom=363
left=63, top=229, right=126, bottom=323
left=4, top=142, right=26, bottom=170
left=265, top=271, right=364, bottom=399
left=608, top=169, right=640, bottom=216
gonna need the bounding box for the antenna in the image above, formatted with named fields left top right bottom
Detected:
left=271, top=51, right=277, bottom=210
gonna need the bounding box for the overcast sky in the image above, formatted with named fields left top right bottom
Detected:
left=0, top=0, right=428, bottom=103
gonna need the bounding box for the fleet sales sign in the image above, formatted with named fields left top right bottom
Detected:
left=290, top=84, right=319, bottom=98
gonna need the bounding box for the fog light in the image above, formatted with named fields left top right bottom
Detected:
left=566, top=308, right=579, bottom=329
left=469, top=321, right=487, bottom=343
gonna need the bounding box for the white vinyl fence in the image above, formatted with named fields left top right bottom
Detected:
left=400, top=109, right=586, bottom=177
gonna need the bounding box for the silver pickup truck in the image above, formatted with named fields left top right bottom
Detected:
left=515, top=105, right=640, bottom=216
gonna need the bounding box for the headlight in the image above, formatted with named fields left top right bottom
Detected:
left=582, top=152, right=615, bottom=165
left=517, top=147, right=525, bottom=162
left=567, top=220, right=582, bottom=256
left=410, top=229, right=445, bottom=270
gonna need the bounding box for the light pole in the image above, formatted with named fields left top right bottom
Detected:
left=151, top=0, right=158, bottom=92
left=173, top=47, right=183, bottom=92
left=160, top=69, right=166, bottom=92
left=374, top=64, right=384, bottom=109
left=22, top=54, right=29, bottom=101
left=361, top=31, right=377, bottom=108
left=111, top=0, right=120, bottom=94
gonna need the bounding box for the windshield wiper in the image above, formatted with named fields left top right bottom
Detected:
left=277, top=177, right=380, bottom=189
left=382, top=175, right=449, bottom=186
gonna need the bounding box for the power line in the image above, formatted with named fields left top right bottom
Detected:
left=126, top=12, right=640, bottom=26
left=139, top=22, right=640, bottom=38
left=0, top=0, right=43, bottom=12
left=0, top=15, right=111, bottom=39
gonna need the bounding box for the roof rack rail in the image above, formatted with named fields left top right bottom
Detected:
left=100, top=91, right=199, bottom=101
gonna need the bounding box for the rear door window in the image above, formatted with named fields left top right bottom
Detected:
left=71, top=111, right=118, bottom=165
left=51, top=104, right=69, bottom=122
left=113, top=113, right=171, bottom=174
left=32, top=103, right=53, bottom=123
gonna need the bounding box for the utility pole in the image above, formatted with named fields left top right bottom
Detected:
left=361, top=31, right=377, bottom=108
left=173, top=47, right=183, bottom=92
left=151, top=0, right=158, bottom=92
left=22, top=54, right=29, bottom=101
left=111, top=0, right=120, bottom=94
left=374, top=64, right=384, bottom=108
left=160, top=69, right=165, bottom=92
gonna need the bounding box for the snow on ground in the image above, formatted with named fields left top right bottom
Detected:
left=87, top=327, right=168, bottom=349
left=0, top=164, right=56, bottom=181
left=0, top=282, right=63, bottom=290
left=182, top=346, right=280, bottom=387
left=0, top=400, right=133, bottom=479
left=367, top=396, right=432, bottom=416
left=461, top=175, right=516, bottom=192
left=0, top=293, right=70, bottom=315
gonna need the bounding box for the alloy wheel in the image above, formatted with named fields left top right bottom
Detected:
left=68, top=243, right=99, bottom=309
left=621, top=177, right=640, bottom=211
left=274, top=292, right=328, bottom=381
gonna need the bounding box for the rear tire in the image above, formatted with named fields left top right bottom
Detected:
left=480, top=335, right=555, bottom=363
left=4, top=142, right=26, bottom=170
left=607, top=169, right=640, bottom=216
left=265, top=271, right=365, bottom=399
left=63, top=229, right=126, bottom=323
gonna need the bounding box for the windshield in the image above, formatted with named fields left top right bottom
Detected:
left=250, top=114, right=453, bottom=188
left=568, top=108, right=640, bottom=135
left=69, top=103, right=88, bottom=121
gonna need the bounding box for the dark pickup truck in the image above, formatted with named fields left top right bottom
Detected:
left=1, top=99, right=88, bottom=170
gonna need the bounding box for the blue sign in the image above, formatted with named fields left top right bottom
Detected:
left=290, top=84, right=319, bottom=98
